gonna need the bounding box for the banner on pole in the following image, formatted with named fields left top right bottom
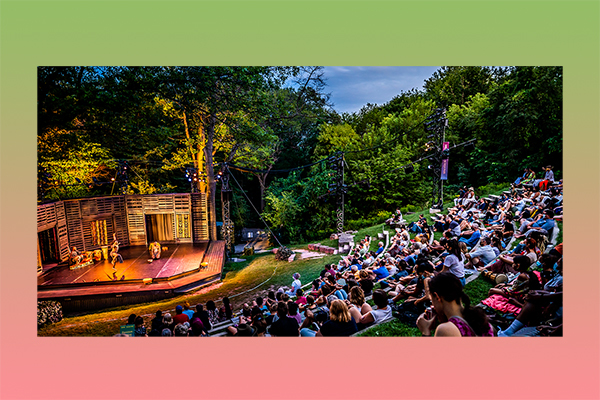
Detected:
left=441, top=142, right=449, bottom=180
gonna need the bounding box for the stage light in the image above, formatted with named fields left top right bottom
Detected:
left=428, top=165, right=433, bottom=170
left=111, top=178, right=115, bottom=181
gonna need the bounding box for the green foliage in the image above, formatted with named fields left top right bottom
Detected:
left=313, top=123, right=360, bottom=158
left=473, top=67, right=563, bottom=185
left=423, top=66, right=506, bottom=106
left=39, top=140, right=116, bottom=200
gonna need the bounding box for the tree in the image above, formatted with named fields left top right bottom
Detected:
left=474, top=66, right=563, bottom=184
left=423, top=66, right=504, bottom=107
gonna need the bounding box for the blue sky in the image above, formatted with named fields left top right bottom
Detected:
left=321, top=66, right=440, bottom=114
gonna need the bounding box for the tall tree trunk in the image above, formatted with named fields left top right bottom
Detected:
left=257, top=171, right=270, bottom=212
left=205, top=113, right=218, bottom=240
left=182, top=110, right=201, bottom=192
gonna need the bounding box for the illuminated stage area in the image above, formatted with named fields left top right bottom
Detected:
left=38, top=241, right=225, bottom=314
left=36, top=193, right=225, bottom=313
left=38, top=243, right=210, bottom=285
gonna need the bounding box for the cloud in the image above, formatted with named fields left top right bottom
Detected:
left=322, top=66, right=440, bottom=114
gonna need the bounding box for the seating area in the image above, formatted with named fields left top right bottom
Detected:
left=118, top=171, right=562, bottom=337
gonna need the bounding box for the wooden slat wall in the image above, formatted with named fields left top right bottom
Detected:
left=37, top=202, right=57, bottom=232
left=64, top=200, right=84, bottom=251
left=63, top=196, right=129, bottom=251
left=55, top=202, right=70, bottom=262
left=173, top=194, right=193, bottom=243
left=38, top=194, right=197, bottom=256
left=37, top=201, right=70, bottom=262
left=191, top=193, right=209, bottom=241
left=125, top=194, right=194, bottom=244
left=126, top=196, right=146, bottom=245
left=113, top=196, right=129, bottom=246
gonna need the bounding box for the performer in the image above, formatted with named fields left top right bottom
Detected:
left=70, top=246, right=82, bottom=265
left=149, top=241, right=161, bottom=260
left=110, top=234, right=123, bottom=268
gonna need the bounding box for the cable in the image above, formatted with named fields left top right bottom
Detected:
left=381, top=138, right=477, bottom=177
left=227, top=157, right=328, bottom=174
left=224, top=171, right=295, bottom=300
left=227, top=170, right=284, bottom=249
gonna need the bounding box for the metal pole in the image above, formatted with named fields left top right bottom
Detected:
left=441, top=110, right=448, bottom=210
left=336, top=154, right=344, bottom=234
left=220, top=163, right=233, bottom=256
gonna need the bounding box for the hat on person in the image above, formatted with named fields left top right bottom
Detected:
left=175, top=305, right=183, bottom=313
left=293, top=273, right=301, bottom=280
left=163, top=313, right=173, bottom=324
left=236, top=323, right=255, bottom=336
left=161, top=328, right=172, bottom=337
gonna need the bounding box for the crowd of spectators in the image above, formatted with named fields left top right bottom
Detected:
left=118, top=168, right=562, bottom=338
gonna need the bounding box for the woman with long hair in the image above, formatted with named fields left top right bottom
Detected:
left=441, top=238, right=466, bottom=286
left=346, top=286, right=372, bottom=316
left=219, top=296, right=233, bottom=321
left=205, top=300, right=219, bottom=326
left=416, top=272, right=494, bottom=337
left=315, top=299, right=358, bottom=336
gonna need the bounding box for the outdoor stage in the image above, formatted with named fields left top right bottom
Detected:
left=37, top=241, right=225, bottom=314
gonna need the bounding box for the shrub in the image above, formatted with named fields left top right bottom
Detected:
left=38, top=300, right=63, bottom=327
left=274, top=246, right=294, bottom=261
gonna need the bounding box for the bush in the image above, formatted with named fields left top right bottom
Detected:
left=274, top=246, right=294, bottom=261
left=38, top=300, right=63, bottom=327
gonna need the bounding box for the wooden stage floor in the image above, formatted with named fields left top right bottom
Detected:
left=38, top=242, right=209, bottom=286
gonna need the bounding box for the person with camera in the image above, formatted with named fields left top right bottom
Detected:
left=416, top=272, right=494, bottom=337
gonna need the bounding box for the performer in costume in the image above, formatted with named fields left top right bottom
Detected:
left=149, top=241, right=161, bottom=260
left=110, top=233, right=123, bottom=268
left=70, top=246, right=82, bottom=265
